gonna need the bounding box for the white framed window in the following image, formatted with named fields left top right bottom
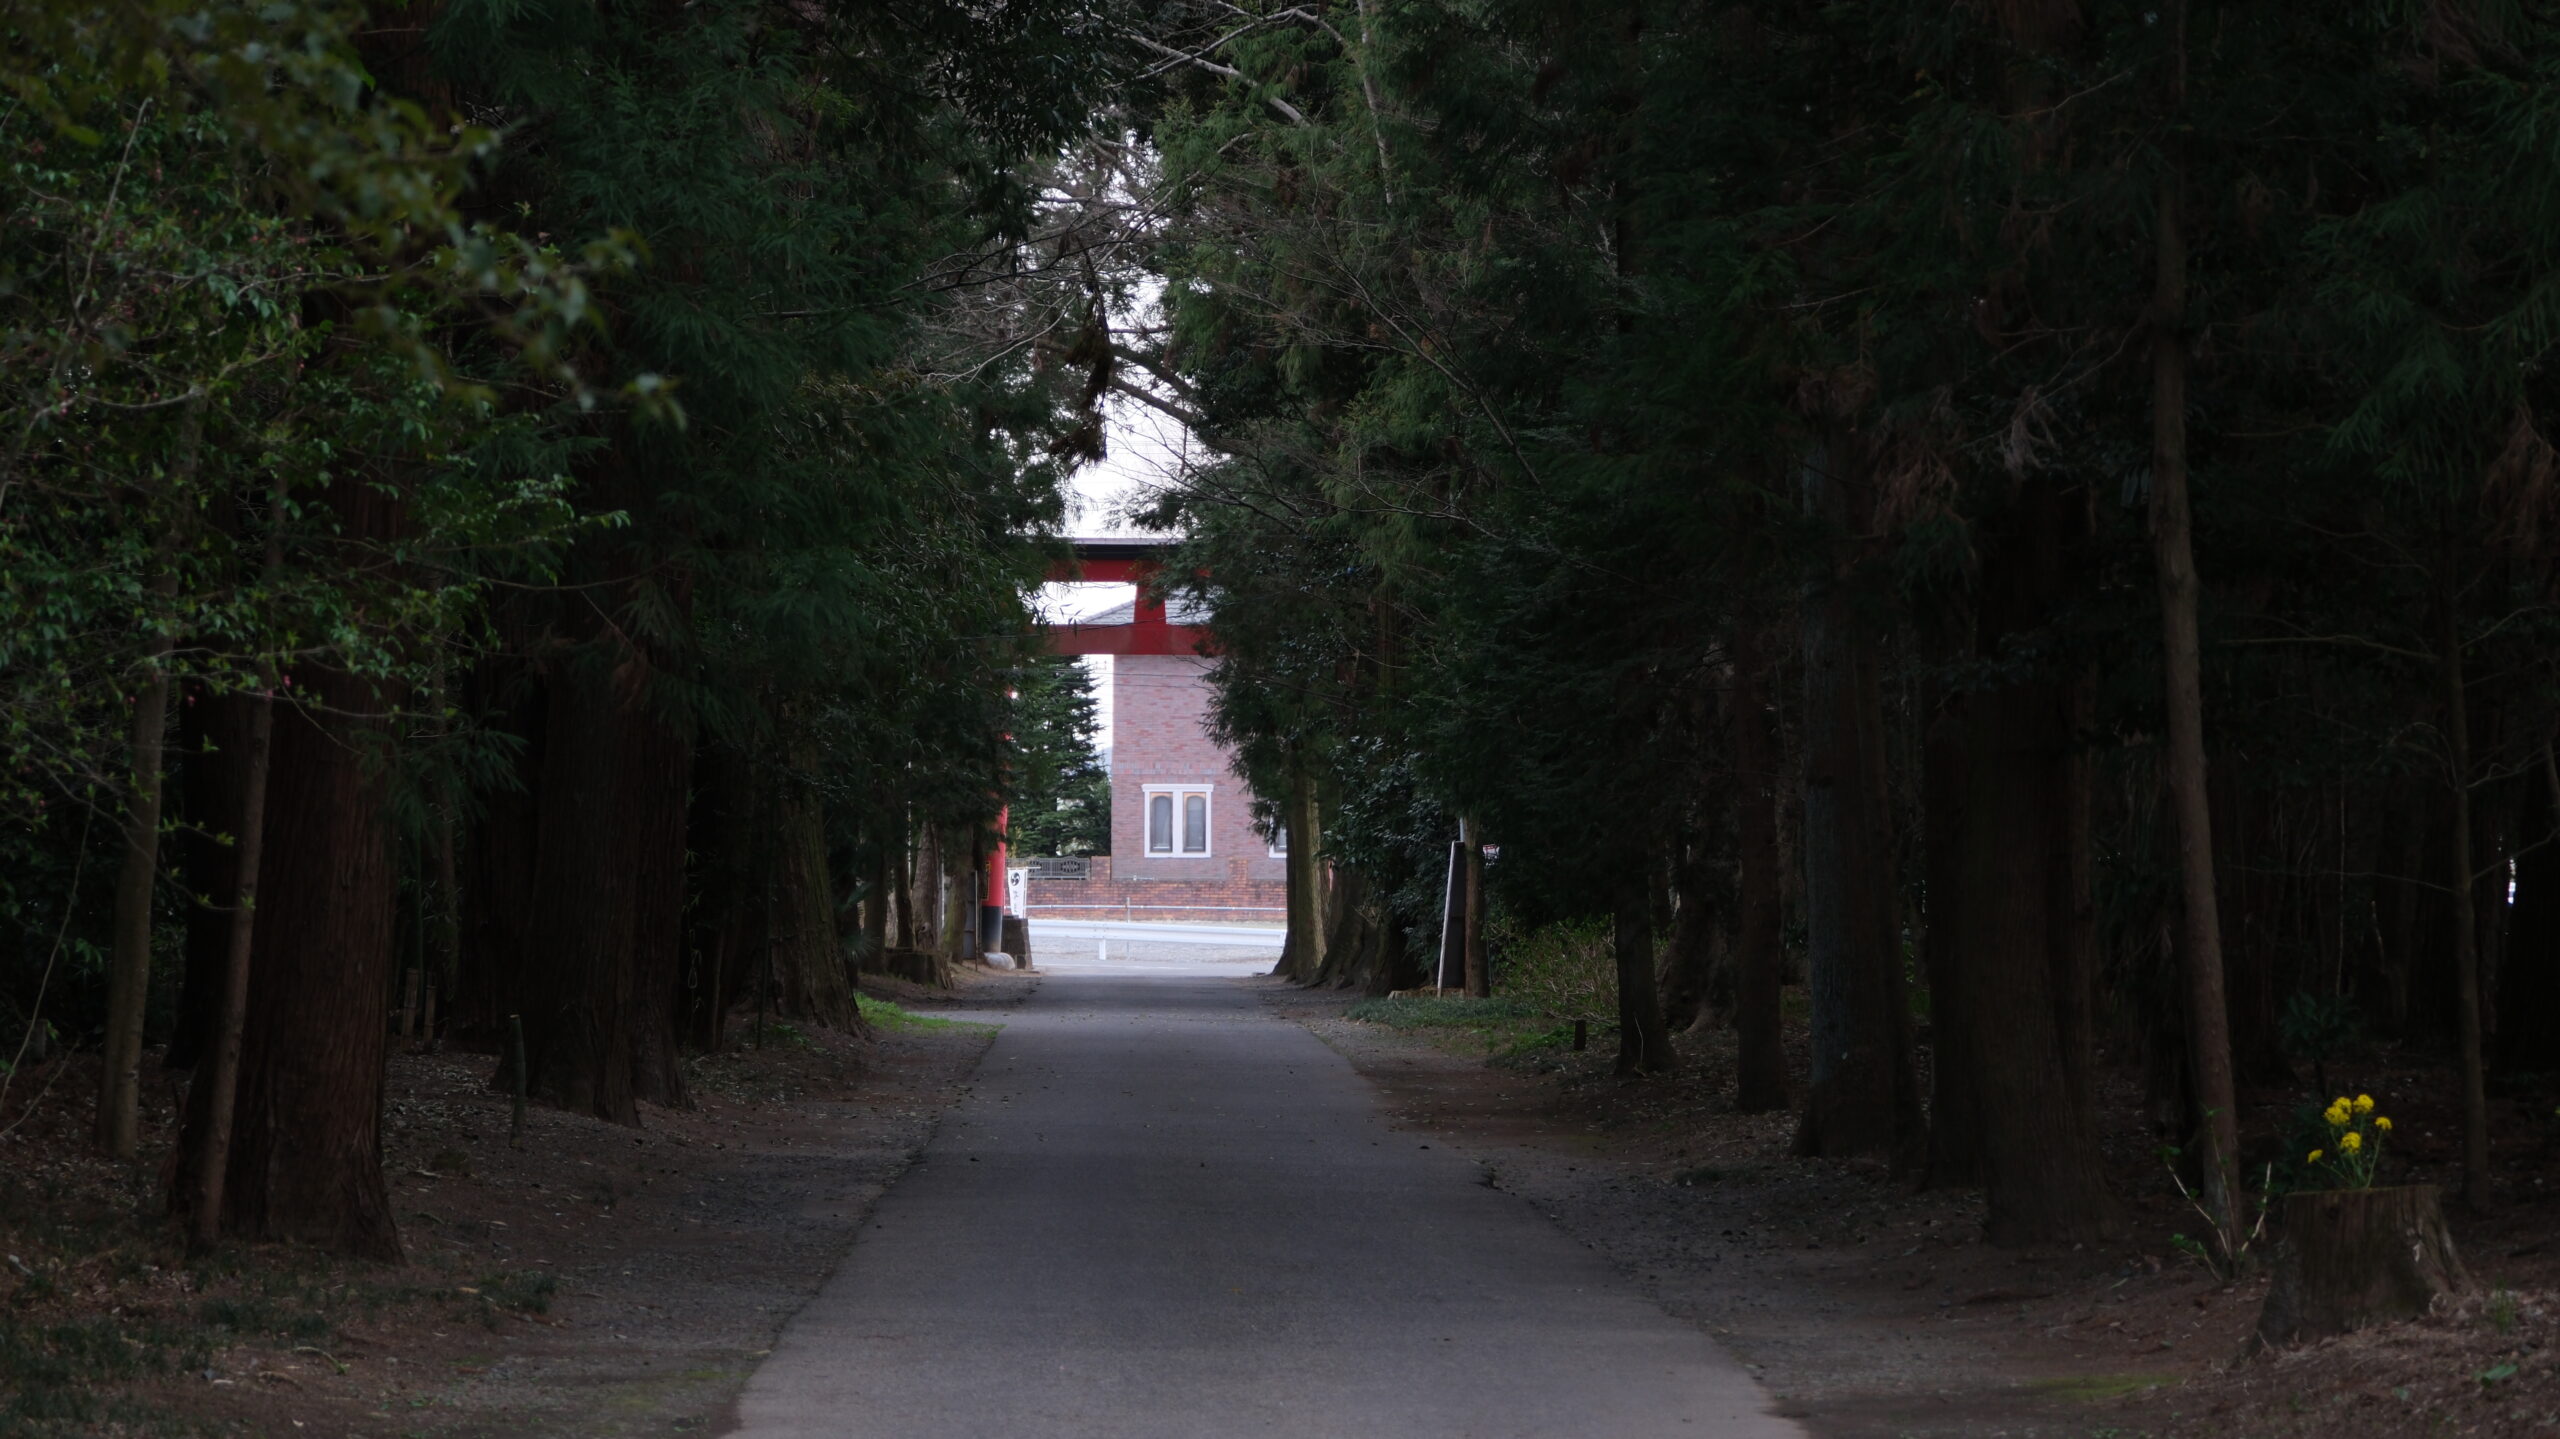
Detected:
left=1144, top=785, right=1213, bottom=855
left=1269, top=824, right=1288, bottom=858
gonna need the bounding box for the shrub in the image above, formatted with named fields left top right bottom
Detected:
left=1485, top=913, right=1615, bottom=1026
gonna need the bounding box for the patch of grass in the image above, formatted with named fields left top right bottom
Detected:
left=0, top=1312, right=210, bottom=1436
left=195, top=1295, right=328, bottom=1343
left=857, top=995, right=991, bottom=1033
left=477, top=1269, right=557, bottom=1316
left=444, top=1270, right=556, bottom=1329
left=1347, top=994, right=1580, bottom=1063
left=194, top=1296, right=278, bottom=1334
left=2487, top=1287, right=2520, bottom=1334
left=1345, top=995, right=1539, bottom=1031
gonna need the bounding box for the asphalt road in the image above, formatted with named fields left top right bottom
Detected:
left=729, top=971, right=1805, bottom=1438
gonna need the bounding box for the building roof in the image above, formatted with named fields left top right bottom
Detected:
left=1078, top=594, right=1215, bottom=626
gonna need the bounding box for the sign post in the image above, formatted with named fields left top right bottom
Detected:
left=1435, top=840, right=1466, bottom=992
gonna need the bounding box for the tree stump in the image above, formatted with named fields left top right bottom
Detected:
left=2257, top=1185, right=2467, bottom=1347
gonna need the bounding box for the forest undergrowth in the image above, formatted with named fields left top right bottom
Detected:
left=1310, top=978, right=2560, bottom=1438
left=0, top=973, right=1025, bottom=1438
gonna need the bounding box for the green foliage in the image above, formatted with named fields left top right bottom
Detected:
left=1127, top=0, right=2560, bottom=1113
left=0, top=0, right=1118, bottom=1052
left=1483, top=914, right=1615, bottom=1028
left=1005, top=655, right=1110, bottom=857
left=2280, top=993, right=2363, bottom=1079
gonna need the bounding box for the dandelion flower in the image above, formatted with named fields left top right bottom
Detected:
left=2308, top=1149, right=2324, bottom=1163
left=2354, top=1094, right=2375, bottom=1115
left=2324, top=1102, right=2352, bottom=1127
left=2340, top=1131, right=2363, bottom=1153
left=2374, top=1116, right=2392, bottom=1132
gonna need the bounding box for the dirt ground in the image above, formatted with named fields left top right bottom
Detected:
left=1262, top=979, right=2560, bottom=1439
left=0, top=970, right=1031, bottom=1439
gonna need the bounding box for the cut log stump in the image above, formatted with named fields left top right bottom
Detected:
left=2257, top=1184, right=2467, bottom=1347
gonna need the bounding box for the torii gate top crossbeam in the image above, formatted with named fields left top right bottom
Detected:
left=1044, top=537, right=1211, bottom=657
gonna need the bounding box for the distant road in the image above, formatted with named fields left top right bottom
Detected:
left=730, top=972, right=1804, bottom=1438
left=1028, top=917, right=1286, bottom=948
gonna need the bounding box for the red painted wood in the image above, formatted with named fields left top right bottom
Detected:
left=1045, top=623, right=1214, bottom=657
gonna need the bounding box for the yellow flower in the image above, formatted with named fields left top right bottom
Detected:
left=2324, top=1103, right=2352, bottom=1127
left=2374, top=1116, right=2392, bottom=1132
left=2340, top=1131, right=2363, bottom=1153
left=2308, top=1149, right=2324, bottom=1163
left=2354, top=1094, right=2376, bottom=1115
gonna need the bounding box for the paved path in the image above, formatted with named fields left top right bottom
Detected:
left=730, top=973, right=1805, bottom=1438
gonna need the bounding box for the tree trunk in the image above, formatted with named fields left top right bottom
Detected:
left=1954, top=481, right=2115, bottom=1241
left=1922, top=701, right=1983, bottom=1185
left=458, top=663, right=545, bottom=1050
left=2438, top=545, right=2491, bottom=1208
left=1278, top=768, right=1328, bottom=982
left=521, top=650, right=641, bottom=1126
left=1960, top=667, right=2117, bottom=1242
left=894, top=816, right=916, bottom=950
left=187, top=673, right=275, bottom=1251
left=1658, top=833, right=1720, bottom=1034
left=1461, top=814, right=1487, bottom=998
left=1371, top=903, right=1420, bottom=996
left=1795, top=434, right=1919, bottom=1160
left=2257, top=1186, right=2467, bottom=1346
left=178, top=660, right=403, bottom=1258
left=1277, top=821, right=1308, bottom=981
left=624, top=688, right=694, bottom=1107
left=1731, top=621, right=1788, bottom=1114
left=2497, top=750, right=2560, bottom=1072
left=771, top=758, right=859, bottom=1030
left=1614, top=875, right=1675, bottom=1075
left=97, top=599, right=179, bottom=1158
left=2371, top=783, right=2429, bottom=1040
left=98, top=403, right=201, bottom=1153
left=2213, top=778, right=2300, bottom=1085
left=430, top=801, right=461, bottom=1049
left=2473, top=777, right=2510, bottom=1073
left=939, top=825, right=971, bottom=967
left=863, top=805, right=893, bottom=970
left=1313, top=866, right=1381, bottom=990
left=169, top=684, right=254, bottom=1072
left=913, top=824, right=941, bottom=953
left=2150, top=5, right=2246, bottom=1253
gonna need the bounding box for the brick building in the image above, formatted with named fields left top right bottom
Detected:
left=1022, top=597, right=1287, bottom=922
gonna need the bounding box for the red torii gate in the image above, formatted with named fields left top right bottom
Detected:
left=1041, top=538, right=1212, bottom=658
left=984, top=539, right=1214, bottom=949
